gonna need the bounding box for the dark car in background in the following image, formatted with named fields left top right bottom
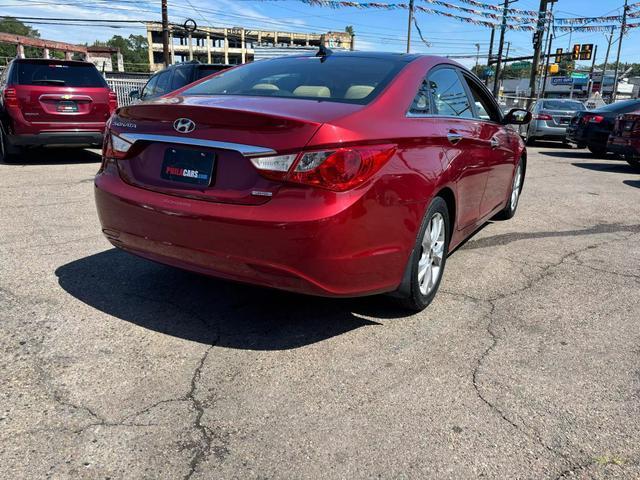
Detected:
left=566, top=99, right=640, bottom=156
left=0, top=58, right=117, bottom=162
left=607, top=111, right=640, bottom=171
left=521, top=99, right=585, bottom=145
left=130, top=61, right=231, bottom=102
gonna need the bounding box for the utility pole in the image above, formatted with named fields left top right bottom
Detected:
left=603, top=25, right=615, bottom=74
left=540, top=1, right=556, bottom=99
left=527, top=0, right=549, bottom=108
left=161, top=0, right=170, bottom=67
left=587, top=44, right=599, bottom=97
left=486, top=27, right=495, bottom=86
left=492, top=0, right=515, bottom=97
left=475, top=43, right=481, bottom=72
left=406, top=0, right=414, bottom=53
left=612, top=0, right=629, bottom=101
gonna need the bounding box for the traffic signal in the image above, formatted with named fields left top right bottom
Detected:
left=572, top=44, right=581, bottom=60
left=533, top=31, right=540, bottom=46
left=555, top=48, right=564, bottom=63
left=579, top=44, right=593, bottom=61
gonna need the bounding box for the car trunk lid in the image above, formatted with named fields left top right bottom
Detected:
left=111, top=95, right=360, bottom=205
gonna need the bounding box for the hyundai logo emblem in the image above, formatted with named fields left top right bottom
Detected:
left=173, top=118, right=196, bottom=134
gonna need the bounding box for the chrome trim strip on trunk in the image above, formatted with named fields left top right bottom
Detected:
left=118, top=133, right=276, bottom=158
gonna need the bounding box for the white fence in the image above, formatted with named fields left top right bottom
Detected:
left=107, top=77, right=148, bottom=107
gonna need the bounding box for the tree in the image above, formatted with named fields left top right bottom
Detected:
left=94, top=34, right=149, bottom=73
left=0, top=17, right=41, bottom=63
left=345, top=25, right=354, bottom=36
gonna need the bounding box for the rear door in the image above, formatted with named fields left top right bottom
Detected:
left=462, top=73, right=517, bottom=217
left=12, top=60, right=111, bottom=127
left=428, top=66, right=489, bottom=229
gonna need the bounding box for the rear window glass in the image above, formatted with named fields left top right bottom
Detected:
left=14, top=62, right=107, bottom=88
left=542, top=100, right=585, bottom=111
left=182, top=55, right=408, bottom=105
left=595, top=99, right=640, bottom=113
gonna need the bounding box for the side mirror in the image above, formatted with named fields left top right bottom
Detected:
left=503, top=108, right=532, bottom=125
left=129, top=90, right=140, bottom=100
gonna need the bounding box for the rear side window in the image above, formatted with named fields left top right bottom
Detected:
left=14, top=62, right=107, bottom=88
left=170, top=67, right=189, bottom=90
left=428, top=68, right=473, bottom=118
left=181, top=55, right=408, bottom=105
left=409, top=80, right=431, bottom=115
left=154, top=70, right=172, bottom=96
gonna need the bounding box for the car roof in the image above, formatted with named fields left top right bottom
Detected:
left=276, top=50, right=423, bottom=63
left=11, top=58, right=95, bottom=67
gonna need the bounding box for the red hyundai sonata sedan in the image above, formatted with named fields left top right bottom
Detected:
left=95, top=51, right=530, bottom=311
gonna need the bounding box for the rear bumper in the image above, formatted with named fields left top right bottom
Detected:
left=9, top=131, right=104, bottom=148
left=607, top=137, right=640, bottom=157
left=530, top=122, right=567, bottom=140
left=94, top=169, right=417, bottom=298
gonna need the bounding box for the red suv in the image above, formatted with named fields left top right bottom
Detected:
left=0, top=58, right=117, bottom=162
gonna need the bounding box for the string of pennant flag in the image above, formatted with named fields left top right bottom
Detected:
left=298, top=0, right=640, bottom=33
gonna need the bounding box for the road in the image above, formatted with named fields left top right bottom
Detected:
left=1, top=145, right=639, bottom=479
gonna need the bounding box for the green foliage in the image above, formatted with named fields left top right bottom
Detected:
left=345, top=25, right=354, bottom=36
left=0, top=17, right=41, bottom=64
left=93, top=34, right=150, bottom=72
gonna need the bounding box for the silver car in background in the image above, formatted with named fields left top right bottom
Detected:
left=520, top=99, right=586, bottom=145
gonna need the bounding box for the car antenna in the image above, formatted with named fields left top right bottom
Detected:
left=316, top=45, right=333, bottom=62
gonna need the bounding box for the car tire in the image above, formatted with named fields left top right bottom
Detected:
left=493, top=158, right=524, bottom=221
left=626, top=156, right=640, bottom=171
left=526, top=136, right=536, bottom=146
left=0, top=126, right=20, bottom=164
left=395, top=196, right=450, bottom=312
left=588, top=145, right=607, bottom=157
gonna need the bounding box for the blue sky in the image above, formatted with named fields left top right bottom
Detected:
left=1, top=0, right=638, bottom=69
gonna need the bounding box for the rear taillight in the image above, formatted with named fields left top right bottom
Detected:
left=533, top=113, right=552, bottom=120
left=108, top=91, right=118, bottom=114
left=3, top=87, right=19, bottom=109
left=102, top=131, right=133, bottom=160
left=250, top=145, right=396, bottom=192
left=583, top=114, right=604, bottom=124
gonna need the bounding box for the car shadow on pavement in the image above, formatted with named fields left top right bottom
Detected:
left=538, top=150, right=607, bottom=160
left=2, top=148, right=101, bottom=166
left=570, top=162, right=638, bottom=174
left=54, top=249, right=417, bottom=350
left=623, top=179, right=640, bottom=189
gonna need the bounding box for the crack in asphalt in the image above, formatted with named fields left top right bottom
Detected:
left=452, top=232, right=640, bottom=478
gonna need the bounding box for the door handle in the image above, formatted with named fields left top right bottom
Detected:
left=490, top=137, right=500, bottom=149
left=447, top=132, right=463, bottom=145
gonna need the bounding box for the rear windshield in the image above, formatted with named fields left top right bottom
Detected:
left=182, top=55, right=408, bottom=105
left=595, top=99, right=640, bottom=114
left=542, top=100, right=585, bottom=111
left=13, top=61, right=108, bottom=88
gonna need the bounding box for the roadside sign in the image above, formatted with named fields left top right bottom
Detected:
left=551, top=77, right=574, bottom=86
left=511, top=61, right=531, bottom=70
left=571, top=72, right=589, bottom=79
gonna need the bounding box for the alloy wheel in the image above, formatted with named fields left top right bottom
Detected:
left=418, top=212, right=445, bottom=296
left=510, top=164, right=522, bottom=211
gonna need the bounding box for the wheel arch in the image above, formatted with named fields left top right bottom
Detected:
left=433, top=186, right=456, bottom=234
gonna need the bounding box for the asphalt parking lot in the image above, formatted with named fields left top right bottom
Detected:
left=1, top=144, right=639, bottom=479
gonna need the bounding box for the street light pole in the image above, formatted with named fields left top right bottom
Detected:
left=527, top=0, right=548, bottom=108
left=161, top=0, right=170, bottom=67
left=475, top=43, right=480, bottom=72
